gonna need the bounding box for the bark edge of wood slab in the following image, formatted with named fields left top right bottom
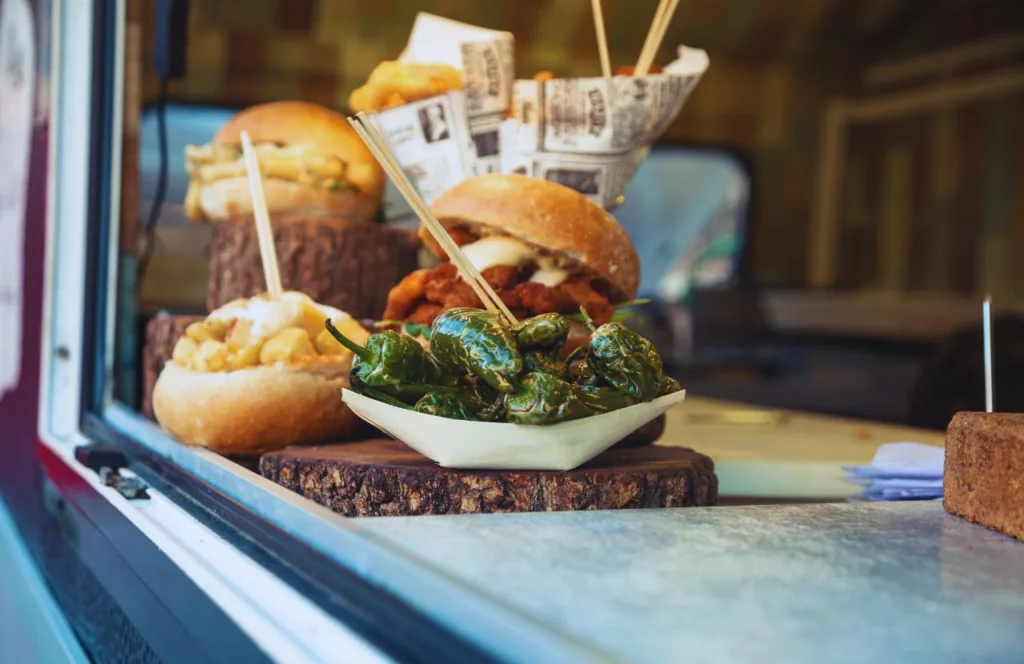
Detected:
left=944, top=411, right=1024, bottom=541
left=260, top=440, right=717, bottom=516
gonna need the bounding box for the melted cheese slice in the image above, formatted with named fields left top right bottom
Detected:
left=459, top=236, right=569, bottom=286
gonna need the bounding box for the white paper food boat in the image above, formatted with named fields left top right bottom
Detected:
left=342, top=388, right=686, bottom=471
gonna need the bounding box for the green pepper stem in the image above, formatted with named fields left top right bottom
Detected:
left=325, top=319, right=372, bottom=361
left=579, top=306, right=597, bottom=333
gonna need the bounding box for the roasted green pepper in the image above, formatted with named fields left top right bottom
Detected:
left=325, top=321, right=455, bottom=403
left=575, top=384, right=637, bottom=414
left=468, top=381, right=507, bottom=422
left=581, top=308, right=665, bottom=401
left=567, top=352, right=601, bottom=387
left=513, top=313, right=570, bottom=350
left=430, top=308, right=522, bottom=393
left=414, top=392, right=479, bottom=420
left=657, top=375, right=682, bottom=396
left=504, top=372, right=593, bottom=425
left=523, top=350, right=568, bottom=378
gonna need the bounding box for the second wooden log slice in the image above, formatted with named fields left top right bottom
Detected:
left=208, top=215, right=421, bottom=320
left=141, top=313, right=204, bottom=418
left=261, top=440, right=717, bottom=516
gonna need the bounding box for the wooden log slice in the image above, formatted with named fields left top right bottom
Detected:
left=945, top=412, right=1024, bottom=541
left=261, top=440, right=717, bottom=516
left=207, top=215, right=421, bottom=320
left=141, top=313, right=204, bottom=418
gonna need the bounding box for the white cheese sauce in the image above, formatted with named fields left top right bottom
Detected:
left=209, top=291, right=348, bottom=338
left=459, top=236, right=569, bottom=286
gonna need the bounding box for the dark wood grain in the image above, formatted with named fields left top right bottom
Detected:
left=141, top=314, right=204, bottom=418
left=261, top=440, right=717, bottom=516
left=207, top=215, right=422, bottom=320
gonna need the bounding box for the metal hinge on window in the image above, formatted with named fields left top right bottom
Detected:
left=73, top=444, right=150, bottom=500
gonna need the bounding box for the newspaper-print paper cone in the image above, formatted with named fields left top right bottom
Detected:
left=500, top=46, right=709, bottom=209
left=367, top=13, right=514, bottom=206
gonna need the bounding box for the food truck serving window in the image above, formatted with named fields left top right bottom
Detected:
left=44, top=1, right=567, bottom=661
left=40, top=0, right=726, bottom=659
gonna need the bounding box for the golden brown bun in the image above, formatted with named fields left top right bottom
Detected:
left=191, top=177, right=380, bottom=222
left=152, top=361, right=360, bottom=455
left=213, top=101, right=385, bottom=198
left=424, top=174, right=640, bottom=301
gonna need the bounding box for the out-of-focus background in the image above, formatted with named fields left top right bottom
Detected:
left=131, top=0, right=1024, bottom=428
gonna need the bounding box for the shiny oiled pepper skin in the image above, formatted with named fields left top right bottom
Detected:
left=657, top=375, right=682, bottom=396
left=516, top=314, right=571, bottom=378
left=513, top=313, right=570, bottom=350
left=325, top=321, right=454, bottom=403
left=567, top=351, right=601, bottom=387
left=504, top=372, right=593, bottom=425
left=430, top=308, right=523, bottom=393
left=523, top=350, right=568, bottom=378
left=414, top=392, right=479, bottom=420
left=586, top=320, right=665, bottom=401
left=575, top=384, right=637, bottom=414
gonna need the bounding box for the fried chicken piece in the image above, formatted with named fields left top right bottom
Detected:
left=497, top=287, right=522, bottom=309
left=446, top=228, right=476, bottom=246
left=559, top=278, right=614, bottom=324
left=382, top=268, right=431, bottom=321
left=423, top=263, right=459, bottom=304
left=442, top=282, right=482, bottom=310
left=481, top=265, right=520, bottom=290
left=407, top=302, right=444, bottom=326
left=512, top=282, right=576, bottom=315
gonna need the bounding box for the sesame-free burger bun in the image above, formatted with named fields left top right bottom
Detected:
left=152, top=361, right=361, bottom=455
left=214, top=101, right=385, bottom=198
left=424, top=174, right=640, bottom=301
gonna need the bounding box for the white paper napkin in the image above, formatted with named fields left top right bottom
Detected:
left=843, top=442, right=944, bottom=501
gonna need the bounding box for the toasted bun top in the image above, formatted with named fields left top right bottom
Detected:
left=213, top=101, right=384, bottom=197
left=425, top=174, right=640, bottom=300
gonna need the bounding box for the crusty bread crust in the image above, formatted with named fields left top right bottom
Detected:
left=195, top=177, right=380, bottom=222
left=944, top=411, right=1024, bottom=541
left=424, top=174, right=640, bottom=300
left=152, top=361, right=361, bottom=455
left=213, top=101, right=385, bottom=198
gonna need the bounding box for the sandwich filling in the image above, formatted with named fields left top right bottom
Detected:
left=184, top=142, right=363, bottom=219
left=383, top=229, right=615, bottom=326
left=172, top=292, right=369, bottom=372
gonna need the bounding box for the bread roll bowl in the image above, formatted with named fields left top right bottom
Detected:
left=152, top=291, right=370, bottom=454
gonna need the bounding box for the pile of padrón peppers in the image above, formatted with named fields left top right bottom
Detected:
left=326, top=307, right=680, bottom=425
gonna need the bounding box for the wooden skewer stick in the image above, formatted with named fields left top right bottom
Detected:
left=346, top=117, right=503, bottom=320
left=983, top=294, right=994, bottom=413
left=636, top=0, right=679, bottom=76
left=636, top=0, right=669, bottom=73
left=240, top=131, right=283, bottom=299
left=591, top=0, right=612, bottom=79
left=347, top=114, right=519, bottom=326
